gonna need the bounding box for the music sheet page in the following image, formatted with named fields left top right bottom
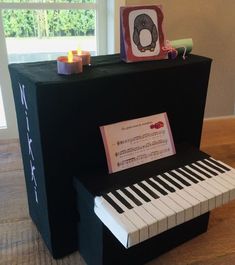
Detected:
left=100, top=113, right=176, bottom=173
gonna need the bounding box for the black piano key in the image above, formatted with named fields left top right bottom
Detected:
left=207, top=158, right=231, bottom=171
left=168, top=171, right=191, bottom=187
left=120, top=188, right=142, bottom=206
left=153, top=175, right=176, bottom=192
left=103, top=194, right=124, bottom=214
left=194, top=161, right=217, bottom=176
left=202, top=160, right=226, bottom=173
left=189, top=164, right=212, bottom=178
left=138, top=182, right=159, bottom=199
left=112, top=191, right=133, bottom=209
left=161, top=173, right=184, bottom=189
left=145, top=179, right=168, bottom=196
left=175, top=168, right=199, bottom=184
left=182, top=166, right=205, bottom=181
left=130, top=185, right=151, bottom=202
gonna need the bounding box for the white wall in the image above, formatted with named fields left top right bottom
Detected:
left=126, top=0, right=235, bottom=118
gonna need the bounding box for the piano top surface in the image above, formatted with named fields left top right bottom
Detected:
left=8, top=54, right=212, bottom=85
left=74, top=144, right=210, bottom=197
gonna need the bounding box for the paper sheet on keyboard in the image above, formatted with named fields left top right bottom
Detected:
left=100, top=112, right=176, bottom=173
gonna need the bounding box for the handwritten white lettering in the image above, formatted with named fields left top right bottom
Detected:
left=19, top=82, right=39, bottom=204
left=30, top=160, right=37, bottom=187
left=27, top=132, right=34, bottom=160
left=19, top=83, right=28, bottom=110
left=25, top=111, right=30, bottom=132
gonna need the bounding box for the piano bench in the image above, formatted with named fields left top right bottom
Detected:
left=74, top=177, right=210, bottom=265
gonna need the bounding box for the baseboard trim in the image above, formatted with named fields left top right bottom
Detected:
left=204, top=115, right=235, bottom=121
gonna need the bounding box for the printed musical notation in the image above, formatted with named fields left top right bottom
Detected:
left=117, top=131, right=165, bottom=145
left=117, top=148, right=171, bottom=167
left=115, top=139, right=167, bottom=157
left=100, top=112, right=176, bottom=173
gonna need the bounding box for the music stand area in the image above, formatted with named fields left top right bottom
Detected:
left=9, top=54, right=212, bottom=264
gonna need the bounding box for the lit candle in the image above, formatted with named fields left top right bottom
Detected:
left=73, top=48, right=91, bottom=65
left=68, top=50, right=73, bottom=63
left=57, top=52, right=83, bottom=75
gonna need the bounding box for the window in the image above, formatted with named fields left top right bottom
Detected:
left=0, top=0, right=115, bottom=139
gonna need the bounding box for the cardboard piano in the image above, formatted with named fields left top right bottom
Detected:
left=9, top=54, right=212, bottom=261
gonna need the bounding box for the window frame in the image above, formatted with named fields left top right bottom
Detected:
left=0, top=0, right=111, bottom=139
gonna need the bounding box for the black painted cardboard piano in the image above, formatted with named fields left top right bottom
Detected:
left=9, top=54, right=212, bottom=262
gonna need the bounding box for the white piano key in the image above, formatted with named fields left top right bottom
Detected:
left=198, top=160, right=235, bottom=201
left=220, top=167, right=235, bottom=178
left=159, top=173, right=201, bottom=218
left=173, top=164, right=229, bottom=204
left=174, top=189, right=200, bottom=218
left=202, top=159, right=227, bottom=173
left=219, top=174, right=235, bottom=194
left=200, top=161, right=235, bottom=188
left=136, top=182, right=185, bottom=225
left=94, top=196, right=139, bottom=248
left=201, top=159, right=235, bottom=182
left=158, top=195, right=185, bottom=225
left=206, top=159, right=235, bottom=184
left=167, top=191, right=193, bottom=221
left=152, top=177, right=193, bottom=221
left=207, top=159, right=235, bottom=184
left=171, top=169, right=209, bottom=214
left=178, top=167, right=216, bottom=210
left=186, top=187, right=208, bottom=214
left=205, top=159, right=235, bottom=185
left=140, top=181, right=177, bottom=229
left=209, top=158, right=235, bottom=173
left=124, top=186, right=158, bottom=237
left=108, top=192, right=149, bottom=242
left=191, top=163, right=230, bottom=204
left=216, top=174, right=235, bottom=200
left=185, top=165, right=223, bottom=207
left=213, top=178, right=235, bottom=201
left=117, top=189, right=168, bottom=234
left=200, top=161, right=235, bottom=186
left=127, top=185, right=177, bottom=229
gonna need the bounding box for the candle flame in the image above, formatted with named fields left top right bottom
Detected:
left=77, top=47, right=82, bottom=55
left=68, top=51, right=73, bottom=63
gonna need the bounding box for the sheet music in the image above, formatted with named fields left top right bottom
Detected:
left=100, top=113, right=175, bottom=173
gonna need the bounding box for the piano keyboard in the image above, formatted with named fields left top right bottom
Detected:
left=94, top=157, right=235, bottom=248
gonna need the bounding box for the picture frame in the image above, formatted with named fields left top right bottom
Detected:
left=120, top=5, right=167, bottom=63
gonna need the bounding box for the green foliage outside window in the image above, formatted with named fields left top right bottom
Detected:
left=2, top=0, right=95, bottom=37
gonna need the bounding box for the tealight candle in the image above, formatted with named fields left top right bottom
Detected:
left=72, top=49, right=91, bottom=65
left=57, top=53, right=83, bottom=75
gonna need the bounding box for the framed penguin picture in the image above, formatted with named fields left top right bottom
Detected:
left=120, top=5, right=167, bottom=62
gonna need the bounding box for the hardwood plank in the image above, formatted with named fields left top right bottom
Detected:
left=201, top=117, right=235, bottom=147
left=0, top=139, right=23, bottom=173
left=201, top=117, right=235, bottom=167
left=0, top=220, right=86, bottom=265
left=0, top=170, right=28, bottom=223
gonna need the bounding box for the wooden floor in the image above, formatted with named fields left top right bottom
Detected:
left=0, top=118, right=235, bottom=265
